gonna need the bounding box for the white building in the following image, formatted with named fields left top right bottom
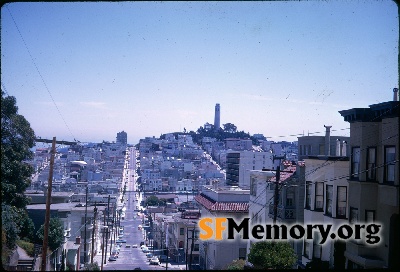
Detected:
left=226, top=150, right=273, bottom=187
left=195, top=185, right=250, bottom=270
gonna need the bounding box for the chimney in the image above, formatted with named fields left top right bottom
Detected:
left=394, top=88, right=399, bottom=101
left=324, top=125, right=332, bottom=156
left=336, top=139, right=341, bottom=156
left=342, top=141, right=347, bottom=157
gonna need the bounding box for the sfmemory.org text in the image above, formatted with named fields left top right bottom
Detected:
left=199, top=217, right=381, bottom=245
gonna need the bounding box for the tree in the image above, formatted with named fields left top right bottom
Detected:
left=223, top=123, right=237, bottom=133
left=1, top=91, right=36, bottom=208
left=144, top=195, right=159, bottom=206
left=1, top=91, right=36, bottom=256
left=247, top=241, right=297, bottom=269
left=37, top=217, right=64, bottom=251
left=1, top=204, right=20, bottom=249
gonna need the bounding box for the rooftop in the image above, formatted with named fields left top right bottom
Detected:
left=195, top=193, right=249, bottom=213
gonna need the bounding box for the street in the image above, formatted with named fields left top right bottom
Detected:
left=98, top=147, right=183, bottom=270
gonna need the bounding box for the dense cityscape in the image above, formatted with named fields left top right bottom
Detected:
left=1, top=89, right=399, bottom=271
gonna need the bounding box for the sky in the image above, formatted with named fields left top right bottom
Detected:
left=1, top=1, right=398, bottom=145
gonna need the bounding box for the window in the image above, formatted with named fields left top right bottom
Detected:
left=366, top=147, right=376, bottom=181
left=313, top=233, right=322, bottom=259
left=336, top=186, right=347, bottom=218
left=384, top=146, right=396, bottom=184
left=180, top=228, right=184, bottom=235
left=319, top=144, right=324, bottom=155
left=350, top=207, right=359, bottom=224
left=305, top=183, right=311, bottom=209
left=315, top=182, right=323, bottom=211
left=365, top=210, right=375, bottom=223
left=351, top=147, right=361, bottom=179
left=325, top=185, right=333, bottom=216
left=250, top=178, right=257, bottom=196
left=238, top=248, right=247, bottom=260
left=303, top=240, right=311, bottom=259
left=286, top=187, right=295, bottom=207
left=194, top=244, right=199, bottom=251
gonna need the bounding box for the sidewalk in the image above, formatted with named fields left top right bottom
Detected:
left=159, top=260, right=185, bottom=270
left=92, top=243, right=108, bottom=269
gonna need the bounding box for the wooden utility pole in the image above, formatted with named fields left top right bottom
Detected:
left=91, top=203, right=97, bottom=264
left=273, top=164, right=281, bottom=225
left=189, top=226, right=195, bottom=270
left=40, top=137, right=56, bottom=271
left=84, top=186, right=88, bottom=264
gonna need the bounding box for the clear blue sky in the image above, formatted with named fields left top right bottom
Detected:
left=1, top=1, right=398, bottom=144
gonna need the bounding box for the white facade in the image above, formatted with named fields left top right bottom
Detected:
left=301, top=157, right=349, bottom=268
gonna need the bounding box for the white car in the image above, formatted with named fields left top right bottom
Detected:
left=132, top=244, right=138, bottom=248
left=141, top=246, right=149, bottom=253
left=149, top=257, right=160, bottom=265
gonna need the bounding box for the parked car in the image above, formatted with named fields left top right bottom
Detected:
left=146, top=253, right=153, bottom=260
left=108, top=256, right=117, bottom=261
left=116, top=239, right=127, bottom=243
left=159, top=255, right=168, bottom=262
left=141, top=246, right=149, bottom=253
left=132, top=244, right=138, bottom=248
left=125, top=244, right=131, bottom=248
left=149, top=257, right=160, bottom=265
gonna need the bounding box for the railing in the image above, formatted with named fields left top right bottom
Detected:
left=268, top=204, right=296, bottom=219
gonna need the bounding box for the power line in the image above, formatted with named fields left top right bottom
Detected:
left=5, top=6, right=76, bottom=142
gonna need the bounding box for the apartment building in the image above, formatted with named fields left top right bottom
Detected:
left=165, top=216, right=200, bottom=268
left=248, top=162, right=304, bottom=261
left=226, top=150, right=273, bottom=187
left=225, top=138, right=253, bottom=151
left=195, top=185, right=250, bottom=270
left=338, top=94, right=399, bottom=269
left=298, top=125, right=350, bottom=161
left=300, top=156, right=349, bottom=269
left=116, top=130, right=127, bottom=145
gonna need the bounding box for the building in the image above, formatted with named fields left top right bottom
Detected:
left=298, top=125, right=350, bottom=161
left=248, top=161, right=304, bottom=262
left=225, top=150, right=273, bottom=187
left=195, top=185, right=250, bottom=270
left=26, top=202, right=106, bottom=269
left=225, top=138, right=253, bottom=151
left=165, top=216, right=200, bottom=268
left=300, top=155, right=349, bottom=269
left=116, top=131, right=127, bottom=145
left=338, top=92, right=399, bottom=269
left=214, top=103, right=220, bottom=131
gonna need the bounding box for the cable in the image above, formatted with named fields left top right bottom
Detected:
left=5, top=7, right=77, bottom=142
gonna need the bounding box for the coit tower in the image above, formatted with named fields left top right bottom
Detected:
left=214, top=103, right=220, bottom=130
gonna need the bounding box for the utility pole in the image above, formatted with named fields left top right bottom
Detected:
left=40, top=137, right=56, bottom=271
left=262, top=156, right=293, bottom=228
left=101, top=225, right=106, bottom=270
left=185, top=227, right=189, bottom=270
left=91, top=202, right=97, bottom=264
left=104, top=195, right=110, bottom=265
left=189, top=225, right=195, bottom=270
left=272, top=164, right=281, bottom=225
left=84, top=185, right=88, bottom=264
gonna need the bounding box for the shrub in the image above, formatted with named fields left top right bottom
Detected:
left=17, top=240, right=35, bottom=257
